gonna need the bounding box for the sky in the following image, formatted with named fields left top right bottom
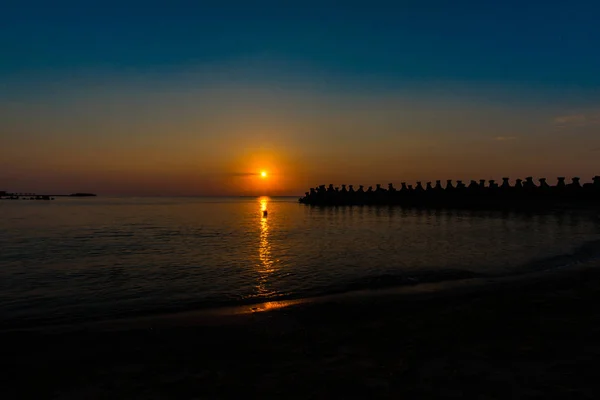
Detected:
left=1, top=0, right=600, bottom=196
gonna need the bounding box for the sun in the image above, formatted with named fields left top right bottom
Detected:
left=260, top=171, right=267, bottom=178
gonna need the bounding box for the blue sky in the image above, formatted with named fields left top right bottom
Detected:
left=3, top=1, right=599, bottom=86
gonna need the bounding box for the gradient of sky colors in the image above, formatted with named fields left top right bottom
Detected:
left=2, top=1, right=599, bottom=195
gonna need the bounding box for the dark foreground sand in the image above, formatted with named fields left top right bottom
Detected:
left=4, top=265, right=600, bottom=399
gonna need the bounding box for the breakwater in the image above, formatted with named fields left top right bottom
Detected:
left=299, top=176, right=600, bottom=208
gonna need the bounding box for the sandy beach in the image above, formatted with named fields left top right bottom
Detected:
left=2, top=263, right=600, bottom=399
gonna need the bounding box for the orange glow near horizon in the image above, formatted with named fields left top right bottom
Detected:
left=4, top=81, right=600, bottom=197
left=218, top=146, right=310, bottom=196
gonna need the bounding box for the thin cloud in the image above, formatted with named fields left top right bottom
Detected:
left=228, top=172, right=259, bottom=177
left=493, top=136, right=517, bottom=141
left=554, top=111, right=600, bottom=127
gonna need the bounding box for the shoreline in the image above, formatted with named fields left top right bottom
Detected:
left=90, top=258, right=600, bottom=330
left=4, top=257, right=599, bottom=335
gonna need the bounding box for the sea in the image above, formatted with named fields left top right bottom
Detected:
left=2, top=196, right=600, bottom=329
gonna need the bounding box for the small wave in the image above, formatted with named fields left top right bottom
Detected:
left=5, top=240, right=600, bottom=332
left=320, top=269, right=484, bottom=295
left=0, top=268, right=484, bottom=332
left=516, top=238, right=600, bottom=274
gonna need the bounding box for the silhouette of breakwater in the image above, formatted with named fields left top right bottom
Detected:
left=299, top=176, right=600, bottom=209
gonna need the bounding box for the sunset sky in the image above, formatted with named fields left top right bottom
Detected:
left=2, top=1, right=599, bottom=196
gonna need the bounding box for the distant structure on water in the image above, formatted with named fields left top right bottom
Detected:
left=299, top=176, right=600, bottom=209
left=0, top=191, right=97, bottom=200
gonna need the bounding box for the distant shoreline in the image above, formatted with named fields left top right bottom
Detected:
left=0, top=193, right=96, bottom=198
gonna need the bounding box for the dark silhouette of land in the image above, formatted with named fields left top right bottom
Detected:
left=0, top=191, right=96, bottom=200
left=300, top=176, right=600, bottom=209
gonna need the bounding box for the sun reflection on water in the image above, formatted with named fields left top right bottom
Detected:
left=257, top=196, right=276, bottom=296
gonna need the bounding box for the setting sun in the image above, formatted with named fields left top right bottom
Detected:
left=261, top=171, right=267, bottom=178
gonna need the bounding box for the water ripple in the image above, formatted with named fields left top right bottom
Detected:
left=1, top=197, right=599, bottom=327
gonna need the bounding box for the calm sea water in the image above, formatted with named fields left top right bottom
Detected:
left=2, top=196, right=600, bottom=328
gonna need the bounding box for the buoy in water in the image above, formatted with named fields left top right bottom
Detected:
left=262, top=210, right=268, bottom=217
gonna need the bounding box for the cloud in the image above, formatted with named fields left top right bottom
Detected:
left=554, top=111, right=600, bottom=127
left=493, top=136, right=517, bottom=141
left=591, top=147, right=600, bottom=152
left=228, top=172, right=259, bottom=177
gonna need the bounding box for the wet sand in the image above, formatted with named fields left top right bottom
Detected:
left=4, top=264, right=600, bottom=399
